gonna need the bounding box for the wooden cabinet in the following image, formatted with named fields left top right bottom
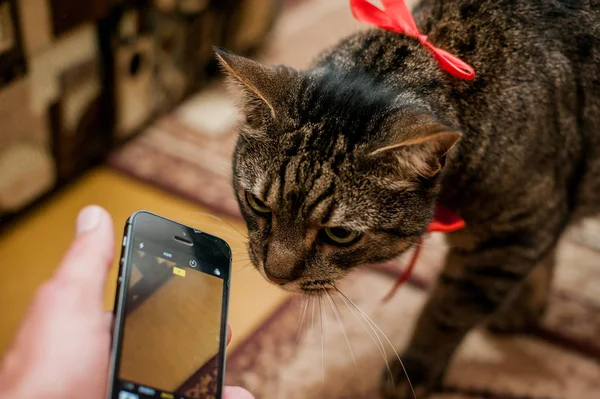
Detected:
left=0, top=0, right=281, bottom=229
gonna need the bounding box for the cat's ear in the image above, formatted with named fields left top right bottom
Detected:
left=368, top=124, right=462, bottom=178
left=215, top=48, right=298, bottom=127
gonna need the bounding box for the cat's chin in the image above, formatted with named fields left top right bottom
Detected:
left=258, top=269, right=337, bottom=295
left=299, top=287, right=336, bottom=297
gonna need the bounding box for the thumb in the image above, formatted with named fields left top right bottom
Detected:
left=223, top=386, right=255, bottom=399
left=52, top=205, right=115, bottom=307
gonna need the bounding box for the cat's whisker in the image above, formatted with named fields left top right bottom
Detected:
left=170, top=229, right=246, bottom=246
left=184, top=211, right=249, bottom=239
left=234, top=262, right=255, bottom=273
left=200, top=228, right=248, bottom=242
left=319, top=294, right=325, bottom=382
left=296, top=296, right=309, bottom=344
left=239, top=267, right=256, bottom=274
left=177, top=218, right=248, bottom=241
left=311, top=295, right=316, bottom=340
left=334, top=287, right=394, bottom=386
left=325, top=290, right=357, bottom=369
left=322, top=291, right=329, bottom=335
left=208, top=233, right=248, bottom=244
left=202, top=226, right=248, bottom=240
left=335, top=287, right=416, bottom=399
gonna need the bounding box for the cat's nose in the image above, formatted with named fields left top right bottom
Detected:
left=264, top=269, right=291, bottom=285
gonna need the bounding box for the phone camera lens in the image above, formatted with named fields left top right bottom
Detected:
left=189, top=260, right=197, bottom=268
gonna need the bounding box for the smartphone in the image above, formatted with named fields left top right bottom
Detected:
left=107, top=211, right=232, bottom=399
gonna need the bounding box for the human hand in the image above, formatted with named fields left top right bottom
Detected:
left=0, top=205, right=253, bottom=399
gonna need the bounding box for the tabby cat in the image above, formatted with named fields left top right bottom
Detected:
left=216, top=0, right=600, bottom=397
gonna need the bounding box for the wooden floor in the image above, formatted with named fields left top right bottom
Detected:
left=0, top=168, right=289, bottom=355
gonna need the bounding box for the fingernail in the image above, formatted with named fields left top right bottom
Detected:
left=76, top=206, right=101, bottom=236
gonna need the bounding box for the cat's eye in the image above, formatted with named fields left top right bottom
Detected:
left=320, top=227, right=361, bottom=246
left=246, top=191, right=271, bottom=215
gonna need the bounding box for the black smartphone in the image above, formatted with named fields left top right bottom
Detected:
left=107, top=211, right=232, bottom=399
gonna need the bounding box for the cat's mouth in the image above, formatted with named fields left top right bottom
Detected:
left=249, top=252, right=348, bottom=294
left=255, top=260, right=337, bottom=293
left=299, top=280, right=335, bottom=295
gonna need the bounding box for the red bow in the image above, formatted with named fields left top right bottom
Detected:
left=350, top=0, right=475, bottom=80
left=382, top=204, right=465, bottom=302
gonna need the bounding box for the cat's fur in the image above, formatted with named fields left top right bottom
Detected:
left=216, top=0, right=600, bottom=397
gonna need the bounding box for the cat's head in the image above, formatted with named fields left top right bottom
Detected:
left=217, top=50, right=460, bottom=294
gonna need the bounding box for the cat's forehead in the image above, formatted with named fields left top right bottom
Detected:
left=237, top=121, right=345, bottom=173
left=233, top=120, right=405, bottom=230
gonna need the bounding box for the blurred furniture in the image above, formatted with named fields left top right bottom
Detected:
left=0, top=0, right=280, bottom=229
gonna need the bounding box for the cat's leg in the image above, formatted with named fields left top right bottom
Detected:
left=486, top=249, right=555, bottom=334
left=380, top=209, right=566, bottom=399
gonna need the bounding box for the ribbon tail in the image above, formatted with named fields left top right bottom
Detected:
left=382, top=238, right=424, bottom=303
left=431, top=47, right=476, bottom=80
left=350, top=0, right=398, bottom=31
left=427, top=203, right=466, bottom=233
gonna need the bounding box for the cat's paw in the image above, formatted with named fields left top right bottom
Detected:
left=379, top=353, right=439, bottom=399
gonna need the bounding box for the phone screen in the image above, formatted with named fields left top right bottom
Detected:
left=109, top=212, right=231, bottom=399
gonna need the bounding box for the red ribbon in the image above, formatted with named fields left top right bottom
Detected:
left=382, top=204, right=465, bottom=302
left=350, top=0, right=476, bottom=80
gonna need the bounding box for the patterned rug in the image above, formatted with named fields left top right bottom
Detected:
left=108, top=0, right=600, bottom=398
left=220, top=233, right=600, bottom=399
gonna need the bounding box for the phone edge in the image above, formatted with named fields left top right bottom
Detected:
left=105, top=210, right=233, bottom=399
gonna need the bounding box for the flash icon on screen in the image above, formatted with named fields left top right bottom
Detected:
left=173, top=267, right=186, bottom=277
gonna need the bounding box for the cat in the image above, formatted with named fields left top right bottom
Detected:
left=215, top=0, right=600, bottom=397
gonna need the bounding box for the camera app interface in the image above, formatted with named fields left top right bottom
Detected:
left=114, top=239, right=225, bottom=399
